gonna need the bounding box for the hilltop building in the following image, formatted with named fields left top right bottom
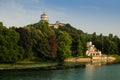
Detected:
left=40, top=12, right=65, bottom=29
left=40, top=12, right=49, bottom=23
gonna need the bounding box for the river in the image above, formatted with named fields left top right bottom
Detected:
left=0, top=63, right=120, bottom=80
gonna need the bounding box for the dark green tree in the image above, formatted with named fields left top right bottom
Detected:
left=0, top=26, right=24, bottom=63
left=16, top=27, right=32, bottom=59
left=57, top=31, right=72, bottom=62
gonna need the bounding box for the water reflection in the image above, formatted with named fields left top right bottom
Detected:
left=0, top=63, right=120, bottom=80
left=85, top=61, right=110, bottom=67
left=86, top=62, right=102, bottom=67
left=84, top=66, right=96, bottom=80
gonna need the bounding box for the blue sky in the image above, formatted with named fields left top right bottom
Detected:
left=0, top=0, right=120, bottom=37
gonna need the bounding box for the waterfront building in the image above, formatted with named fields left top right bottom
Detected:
left=86, top=41, right=102, bottom=57
left=86, top=41, right=109, bottom=62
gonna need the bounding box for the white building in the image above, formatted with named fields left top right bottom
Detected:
left=40, top=12, right=65, bottom=29
left=86, top=41, right=102, bottom=57
left=40, top=12, right=49, bottom=23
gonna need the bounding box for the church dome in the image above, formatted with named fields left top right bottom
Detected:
left=41, top=12, right=48, bottom=18
left=41, top=12, right=48, bottom=22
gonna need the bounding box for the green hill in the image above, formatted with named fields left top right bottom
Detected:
left=0, top=22, right=120, bottom=63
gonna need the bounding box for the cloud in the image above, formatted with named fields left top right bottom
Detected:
left=0, top=1, right=37, bottom=27
left=0, top=0, right=67, bottom=27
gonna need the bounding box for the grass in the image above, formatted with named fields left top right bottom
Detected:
left=110, top=55, right=120, bottom=62
left=0, top=60, right=58, bottom=70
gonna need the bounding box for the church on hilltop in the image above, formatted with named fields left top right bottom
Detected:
left=40, top=12, right=65, bottom=29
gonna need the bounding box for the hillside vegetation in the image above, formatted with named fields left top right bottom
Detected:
left=0, top=22, right=120, bottom=63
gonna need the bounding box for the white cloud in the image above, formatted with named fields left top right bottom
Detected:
left=0, top=1, right=40, bottom=27
left=0, top=0, right=67, bottom=27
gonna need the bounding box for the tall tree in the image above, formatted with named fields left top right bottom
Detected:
left=48, top=34, right=58, bottom=59
left=0, top=26, right=24, bottom=63
left=57, top=31, right=72, bottom=62
left=16, top=28, right=32, bottom=59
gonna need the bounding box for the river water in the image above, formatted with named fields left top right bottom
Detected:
left=0, top=63, right=120, bottom=80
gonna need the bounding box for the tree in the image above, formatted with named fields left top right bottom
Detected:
left=0, top=22, right=3, bottom=27
left=112, top=36, right=119, bottom=54
left=57, top=31, right=72, bottom=62
left=71, top=34, right=84, bottom=57
left=48, top=34, right=58, bottom=59
left=58, top=24, right=84, bottom=57
left=32, top=22, right=54, bottom=37
left=25, top=24, right=56, bottom=61
left=109, top=34, right=113, bottom=40
left=92, top=32, right=97, bottom=42
left=0, top=27, right=24, bottom=63
left=16, top=27, right=32, bottom=59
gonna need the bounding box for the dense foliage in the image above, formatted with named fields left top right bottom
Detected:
left=0, top=22, right=120, bottom=63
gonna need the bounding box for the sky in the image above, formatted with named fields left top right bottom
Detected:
left=0, top=0, right=120, bottom=37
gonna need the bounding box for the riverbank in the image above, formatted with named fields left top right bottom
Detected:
left=0, top=56, right=119, bottom=70
left=0, top=59, right=85, bottom=70
left=64, top=56, right=116, bottom=63
left=0, top=62, right=58, bottom=70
